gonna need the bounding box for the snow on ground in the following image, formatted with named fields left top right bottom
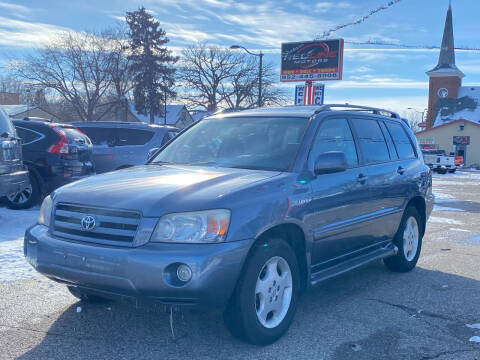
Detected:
left=0, top=205, right=40, bottom=282
left=429, top=216, right=463, bottom=225
left=433, top=205, right=465, bottom=212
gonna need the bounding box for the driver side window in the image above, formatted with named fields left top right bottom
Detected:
left=309, top=118, right=358, bottom=168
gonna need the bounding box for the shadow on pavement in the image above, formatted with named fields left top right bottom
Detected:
left=17, top=262, right=480, bottom=360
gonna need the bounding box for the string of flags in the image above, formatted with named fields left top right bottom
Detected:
left=345, top=40, right=480, bottom=52
left=316, top=0, right=403, bottom=39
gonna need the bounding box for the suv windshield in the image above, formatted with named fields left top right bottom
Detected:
left=0, top=109, right=16, bottom=137
left=151, top=116, right=309, bottom=171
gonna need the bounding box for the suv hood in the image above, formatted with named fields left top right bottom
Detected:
left=54, top=164, right=281, bottom=216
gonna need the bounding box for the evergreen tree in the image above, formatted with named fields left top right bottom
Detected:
left=126, top=7, right=178, bottom=124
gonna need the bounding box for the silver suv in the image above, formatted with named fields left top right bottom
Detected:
left=0, top=109, right=29, bottom=199
left=72, top=122, right=179, bottom=173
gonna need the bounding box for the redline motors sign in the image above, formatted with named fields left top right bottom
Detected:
left=281, top=39, right=344, bottom=82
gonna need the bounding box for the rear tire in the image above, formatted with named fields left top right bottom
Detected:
left=67, top=286, right=109, bottom=303
left=6, top=171, right=40, bottom=209
left=436, top=168, right=447, bottom=174
left=224, top=238, right=300, bottom=345
left=384, top=206, right=423, bottom=273
left=448, top=168, right=456, bottom=173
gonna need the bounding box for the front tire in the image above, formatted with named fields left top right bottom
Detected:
left=384, top=206, right=423, bottom=273
left=224, top=238, right=300, bottom=345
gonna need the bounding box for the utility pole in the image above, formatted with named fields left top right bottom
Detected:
left=230, top=45, right=264, bottom=108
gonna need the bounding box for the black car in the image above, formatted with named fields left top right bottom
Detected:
left=6, top=118, right=94, bottom=209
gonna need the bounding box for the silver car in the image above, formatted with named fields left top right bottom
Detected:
left=72, top=122, right=179, bottom=173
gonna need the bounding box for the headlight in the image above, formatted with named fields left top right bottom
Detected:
left=151, top=209, right=230, bottom=243
left=37, top=195, right=53, bottom=227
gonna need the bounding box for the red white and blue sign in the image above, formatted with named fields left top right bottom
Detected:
left=295, top=83, right=325, bottom=105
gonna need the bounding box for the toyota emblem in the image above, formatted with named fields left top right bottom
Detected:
left=81, top=215, right=97, bottom=231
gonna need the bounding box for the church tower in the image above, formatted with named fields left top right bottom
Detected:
left=425, top=3, right=464, bottom=129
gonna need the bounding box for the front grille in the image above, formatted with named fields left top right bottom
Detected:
left=52, top=203, right=141, bottom=246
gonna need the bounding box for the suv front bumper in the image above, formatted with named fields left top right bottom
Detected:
left=25, top=225, right=251, bottom=308
left=0, top=168, right=29, bottom=197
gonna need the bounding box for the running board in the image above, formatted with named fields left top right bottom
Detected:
left=310, top=243, right=398, bottom=286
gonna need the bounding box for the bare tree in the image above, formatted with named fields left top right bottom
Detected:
left=180, top=44, right=243, bottom=112
left=401, top=109, right=425, bottom=133
left=224, top=60, right=288, bottom=110
left=13, top=29, right=131, bottom=122
left=181, top=44, right=287, bottom=112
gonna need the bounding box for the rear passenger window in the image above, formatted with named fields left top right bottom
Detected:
left=385, top=122, right=416, bottom=159
left=309, top=118, right=358, bottom=168
left=15, top=127, right=42, bottom=145
left=117, top=129, right=154, bottom=146
left=78, top=127, right=116, bottom=147
left=351, top=118, right=390, bottom=164
left=379, top=121, right=398, bottom=160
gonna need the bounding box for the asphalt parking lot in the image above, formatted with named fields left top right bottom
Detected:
left=1, top=171, right=479, bottom=360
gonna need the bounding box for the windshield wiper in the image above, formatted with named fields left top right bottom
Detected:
left=184, top=161, right=219, bottom=167
left=149, top=161, right=172, bottom=165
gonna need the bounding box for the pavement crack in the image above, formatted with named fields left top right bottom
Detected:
left=367, top=298, right=459, bottom=322
left=420, top=349, right=478, bottom=360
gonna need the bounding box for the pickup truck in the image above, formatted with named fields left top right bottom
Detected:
left=422, top=150, right=456, bottom=174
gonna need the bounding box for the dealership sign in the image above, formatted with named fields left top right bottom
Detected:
left=281, top=39, right=344, bottom=82
left=295, top=83, right=325, bottom=105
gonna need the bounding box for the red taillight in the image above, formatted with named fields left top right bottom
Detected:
left=47, top=126, right=69, bottom=154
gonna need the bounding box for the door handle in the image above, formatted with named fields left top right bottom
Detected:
left=397, top=166, right=405, bottom=175
left=357, top=173, right=368, bottom=184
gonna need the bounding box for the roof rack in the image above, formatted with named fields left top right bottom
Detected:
left=22, top=116, right=52, bottom=122
left=314, top=104, right=401, bottom=119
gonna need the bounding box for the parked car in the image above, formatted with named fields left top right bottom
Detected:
left=6, top=118, right=94, bottom=209
left=71, top=122, right=180, bottom=173
left=0, top=109, right=29, bottom=200
left=25, top=104, right=434, bottom=345
left=421, top=149, right=456, bottom=174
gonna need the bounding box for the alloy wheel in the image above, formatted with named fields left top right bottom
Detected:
left=7, top=184, right=33, bottom=205
left=255, top=256, right=293, bottom=329
left=403, top=216, right=419, bottom=261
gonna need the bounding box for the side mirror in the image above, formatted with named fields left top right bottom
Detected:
left=146, top=147, right=159, bottom=161
left=314, top=151, right=348, bottom=175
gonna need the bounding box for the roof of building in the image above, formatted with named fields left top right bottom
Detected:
left=128, top=103, right=187, bottom=125
left=426, top=4, right=465, bottom=78
left=0, top=105, right=36, bottom=116
left=191, top=111, right=213, bottom=122
left=416, top=118, right=480, bottom=135
left=433, top=86, right=480, bottom=126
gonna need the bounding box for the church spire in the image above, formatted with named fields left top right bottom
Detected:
left=427, top=3, right=464, bottom=77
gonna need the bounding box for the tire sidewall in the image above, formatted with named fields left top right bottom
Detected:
left=395, top=207, right=423, bottom=269
left=235, top=239, right=300, bottom=344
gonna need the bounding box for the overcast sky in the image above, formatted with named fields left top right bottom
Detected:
left=0, top=0, right=479, bottom=113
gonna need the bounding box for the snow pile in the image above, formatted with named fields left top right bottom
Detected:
left=0, top=206, right=40, bottom=281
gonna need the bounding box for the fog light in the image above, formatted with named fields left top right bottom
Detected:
left=177, top=264, right=192, bottom=282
